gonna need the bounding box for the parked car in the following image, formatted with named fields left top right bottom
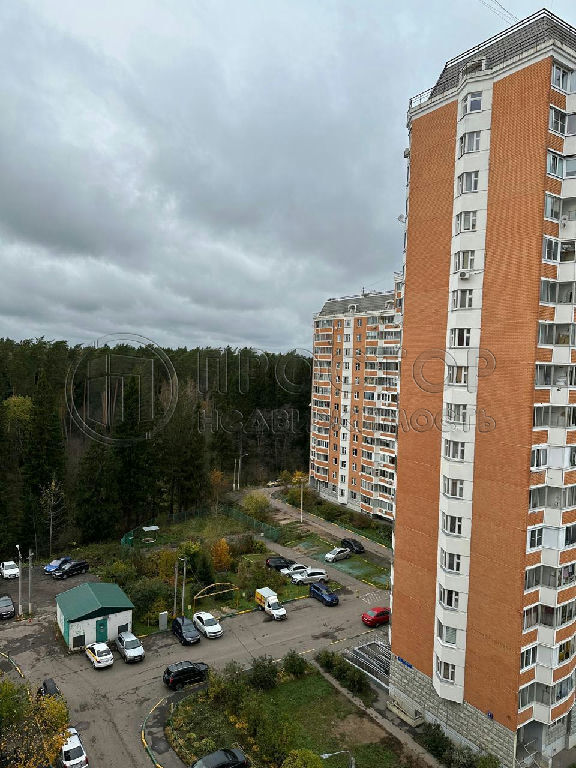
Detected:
left=266, top=480, right=281, bottom=487
left=361, top=606, right=391, bottom=627
left=172, top=616, right=201, bottom=645
left=291, top=568, right=327, bottom=585
left=192, top=611, right=223, bottom=638
left=52, top=560, right=89, bottom=579
left=115, top=631, right=145, bottom=662
left=341, top=538, right=365, bottom=554
left=324, top=547, right=351, bottom=563
left=190, top=747, right=251, bottom=768
left=0, top=561, right=19, bottom=579
left=43, top=556, right=72, bottom=574
left=60, top=727, right=89, bottom=768
left=0, top=594, right=15, bottom=619
left=280, top=563, right=308, bottom=577
left=85, top=642, right=114, bottom=669
left=265, top=556, right=295, bottom=571
left=163, top=660, right=209, bottom=691
left=309, top=583, right=339, bottom=606
left=37, top=678, right=62, bottom=698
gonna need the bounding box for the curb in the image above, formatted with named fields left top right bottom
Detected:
left=0, top=650, right=25, bottom=678
left=141, top=696, right=167, bottom=768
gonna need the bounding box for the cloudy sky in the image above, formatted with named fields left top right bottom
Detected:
left=0, top=0, right=574, bottom=352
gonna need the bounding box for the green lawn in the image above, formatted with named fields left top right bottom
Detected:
left=167, top=672, right=400, bottom=768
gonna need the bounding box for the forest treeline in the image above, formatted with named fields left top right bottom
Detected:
left=0, top=338, right=311, bottom=556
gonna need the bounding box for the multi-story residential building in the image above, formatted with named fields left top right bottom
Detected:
left=309, top=277, right=403, bottom=521
left=389, top=10, right=576, bottom=768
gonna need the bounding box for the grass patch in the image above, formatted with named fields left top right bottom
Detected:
left=167, top=671, right=398, bottom=768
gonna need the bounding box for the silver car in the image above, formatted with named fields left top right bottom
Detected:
left=291, top=568, right=328, bottom=584
left=325, top=547, right=351, bottom=563
left=115, top=631, right=145, bottom=663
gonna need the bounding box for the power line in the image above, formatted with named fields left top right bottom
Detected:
left=476, top=0, right=517, bottom=25
left=490, top=0, right=519, bottom=21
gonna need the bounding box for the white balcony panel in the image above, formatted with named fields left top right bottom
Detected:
left=562, top=178, right=576, bottom=199
left=560, top=220, right=576, bottom=241
left=558, top=262, right=576, bottom=282
left=434, top=637, right=466, bottom=665
left=539, top=585, right=560, bottom=607
left=555, top=305, right=574, bottom=324
left=535, top=664, right=555, bottom=686
left=433, top=675, right=464, bottom=703
left=552, top=346, right=572, bottom=365
left=541, top=548, right=561, bottom=568
left=435, top=604, right=468, bottom=630
left=441, top=497, right=472, bottom=518
left=544, top=507, right=564, bottom=527
left=547, top=467, right=564, bottom=486
left=532, top=701, right=554, bottom=726
left=549, top=427, right=568, bottom=447
left=550, top=388, right=571, bottom=406
left=438, top=531, right=471, bottom=559
left=537, top=625, right=557, bottom=646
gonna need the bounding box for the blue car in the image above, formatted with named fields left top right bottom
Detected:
left=309, top=582, right=339, bottom=606
left=43, top=556, right=72, bottom=575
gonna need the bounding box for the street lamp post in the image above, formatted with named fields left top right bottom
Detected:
left=180, top=557, right=187, bottom=616
left=16, top=545, right=22, bottom=616
left=173, top=559, right=179, bottom=617
left=300, top=477, right=304, bottom=524
left=233, top=458, right=238, bottom=491
left=237, top=453, right=248, bottom=490
left=320, top=751, right=355, bottom=768
left=28, top=549, right=33, bottom=615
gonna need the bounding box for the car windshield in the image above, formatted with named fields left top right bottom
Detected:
left=48, top=559, right=61, bottom=566
left=4, top=562, right=16, bottom=569
left=63, top=745, right=84, bottom=760
left=366, top=610, right=377, bottom=617
left=97, top=649, right=110, bottom=657
left=124, top=639, right=141, bottom=649
left=269, top=602, right=281, bottom=611
left=204, top=617, right=218, bottom=626
left=182, top=618, right=195, bottom=628
left=0, top=597, right=12, bottom=607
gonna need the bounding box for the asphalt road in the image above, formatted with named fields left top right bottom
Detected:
left=0, top=564, right=389, bottom=768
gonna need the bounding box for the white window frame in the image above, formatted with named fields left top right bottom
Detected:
left=443, top=477, right=464, bottom=498
left=461, top=91, right=482, bottom=116
left=531, top=446, right=548, bottom=470
left=553, top=63, right=572, bottom=93
left=455, top=210, right=477, bottom=234
left=444, top=439, right=465, bottom=460
left=447, top=365, right=468, bottom=385
left=438, top=585, right=459, bottom=610
left=520, top=645, right=537, bottom=670
left=528, top=527, right=543, bottom=550
left=550, top=107, right=567, bottom=135
left=449, top=328, right=471, bottom=348
left=457, top=171, right=479, bottom=195
left=437, top=619, right=457, bottom=645
left=442, top=512, right=463, bottom=536
left=451, top=289, right=473, bottom=310
left=441, top=548, right=461, bottom=573
left=458, top=131, right=481, bottom=157
left=453, top=250, right=475, bottom=272
left=543, top=236, right=561, bottom=263
left=436, top=655, right=456, bottom=683
left=547, top=150, right=565, bottom=179
left=545, top=193, right=562, bottom=222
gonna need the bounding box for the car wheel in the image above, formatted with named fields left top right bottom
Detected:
left=92, top=661, right=96, bottom=669
left=179, top=637, right=184, bottom=645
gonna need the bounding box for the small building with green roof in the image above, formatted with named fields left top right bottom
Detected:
left=56, top=582, right=134, bottom=649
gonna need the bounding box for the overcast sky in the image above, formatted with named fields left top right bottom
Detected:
left=0, top=0, right=574, bottom=352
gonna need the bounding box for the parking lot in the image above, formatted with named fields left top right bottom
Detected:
left=0, top=561, right=389, bottom=767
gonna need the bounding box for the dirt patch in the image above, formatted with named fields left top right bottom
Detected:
left=337, top=712, right=387, bottom=744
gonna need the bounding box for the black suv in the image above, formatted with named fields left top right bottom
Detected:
left=163, top=661, right=209, bottom=690
left=265, top=556, right=295, bottom=571
left=191, top=748, right=251, bottom=768
left=341, top=538, right=365, bottom=554
left=172, top=616, right=201, bottom=645
left=52, top=560, right=89, bottom=579
left=0, top=594, right=15, bottom=619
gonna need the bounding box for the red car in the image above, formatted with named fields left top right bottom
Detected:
left=361, top=606, right=390, bottom=627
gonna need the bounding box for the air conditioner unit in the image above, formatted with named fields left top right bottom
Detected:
left=459, top=271, right=470, bottom=279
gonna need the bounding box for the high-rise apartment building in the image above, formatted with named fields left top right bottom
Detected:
left=309, top=278, right=403, bottom=521
left=389, top=10, right=576, bottom=767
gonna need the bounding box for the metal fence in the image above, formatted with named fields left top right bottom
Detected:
left=343, top=641, right=391, bottom=690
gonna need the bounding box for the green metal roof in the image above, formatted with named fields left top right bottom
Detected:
left=56, top=583, right=134, bottom=622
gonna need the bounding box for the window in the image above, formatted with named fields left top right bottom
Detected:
left=529, top=486, right=546, bottom=509
left=447, top=365, right=468, bottom=385
left=545, top=194, right=561, bottom=221
left=444, top=439, right=465, bottom=460
left=457, top=171, right=479, bottom=194
left=559, top=639, right=575, bottom=663
left=520, top=646, right=537, bottom=669
left=438, top=585, right=459, bottom=609
left=455, top=211, right=477, bottom=233
left=443, top=477, right=464, bottom=498
left=458, top=131, right=480, bottom=156
left=451, top=289, right=473, bottom=309
left=531, top=447, right=548, bottom=470
left=543, top=237, right=561, bottom=262
left=548, top=151, right=565, bottom=178
left=436, top=656, right=456, bottom=682
left=453, top=250, right=475, bottom=271
left=518, top=683, right=535, bottom=711
left=550, top=107, right=566, bottom=134
left=450, top=328, right=471, bottom=347
left=540, top=280, right=558, bottom=303
left=446, top=403, right=467, bottom=424
left=442, top=512, right=462, bottom=535
left=357, top=318, right=362, bottom=327
left=461, top=91, right=482, bottom=115
left=523, top=605, right=539, bottom=631
left=528, top=528, right=543, bottom=549
left=566, top=157, right=576, bottom=178
left=566, top=524, right=576, bottom=546
left=553, top=64, right=571, bottom=92
left=525, top=566, right=541, bottom=591
left=441, top=549, right=461, bottom=572
left=437, top=620, right=457, bottom=645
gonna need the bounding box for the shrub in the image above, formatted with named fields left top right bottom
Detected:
left=350, top=511, right=372, bottom=530
left=248, top=655, right=279, bottom=691
left=240, top=690, right=265, bottom=738
left=315, top=649, right=337, bottom=674
left=127, top=577, right=171, bottom=621
left=242, top=492, right=273, bottom=522
left=211, top=538, right=232, bottom=572
left=282, top=650, right=309, bottom=679
left=342, top=665, right=370, bottom=696
left=282, top=750, right=324, bottom=768
left=419, top=723, right=453, bottom=762
left=256, top=714, right=294, bottom=767
left=99, top=559, right=138, bottom=587
left=475, top=756, right=500, bottom=768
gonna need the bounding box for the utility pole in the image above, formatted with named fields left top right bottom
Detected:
left=173, top=560, right=179, bottom=616
left=28, top=549, right=33, bottom=615
left=16, top=545, right=22, bottom=617
left=300, top=477, right=304, bottom=524
left=181, top=558, right=187, bottom=616
left=238, top=452, right=248, bottom=490
left=233, top=458, right=237, bottom=491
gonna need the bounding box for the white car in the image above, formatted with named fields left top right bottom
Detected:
left=60, top=727, right=89, bottom=767
left=280, top=563, right=308, bottom=577
left=192, top=611, right=223, bottom=638
left=0, top=561, right=19, bottom=579
left=85, top=642, right=114, bottom=669
left=291, top=568, right=328, bottom=584
left=325, top=547, right=351, bottom=563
